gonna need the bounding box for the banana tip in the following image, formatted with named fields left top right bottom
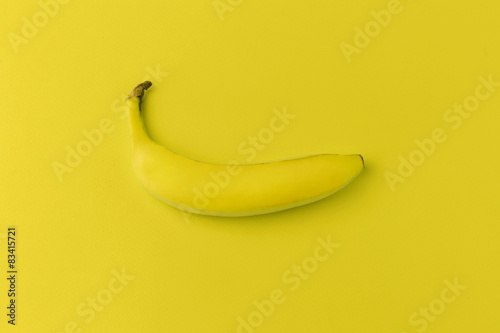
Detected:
left=359, top=154, right=365, bottom=168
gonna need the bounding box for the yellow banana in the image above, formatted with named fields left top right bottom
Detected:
left=126, top=81, right=364, bottom=217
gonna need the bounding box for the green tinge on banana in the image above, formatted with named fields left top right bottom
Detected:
left=126, top=81, right=364, bottom=217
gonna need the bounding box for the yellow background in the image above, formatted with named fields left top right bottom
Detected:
left=1, top=0, right=499, bottom=332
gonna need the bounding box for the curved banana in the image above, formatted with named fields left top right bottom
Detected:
left=125, top=81, right=364, bottom=217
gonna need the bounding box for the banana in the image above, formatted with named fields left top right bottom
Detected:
left=126, top=81, right=364, bottom=217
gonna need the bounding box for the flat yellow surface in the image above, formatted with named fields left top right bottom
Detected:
left=1, top=0, right=499, bottom=332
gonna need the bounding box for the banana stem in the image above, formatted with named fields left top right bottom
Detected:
left=127, top=81, right=152, bottom=100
